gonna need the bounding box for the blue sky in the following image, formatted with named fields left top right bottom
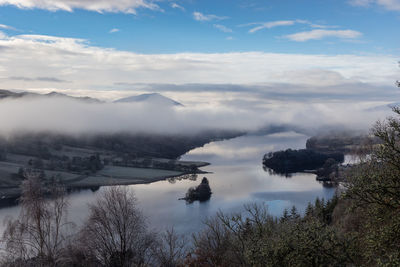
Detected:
left=0, top=0, right=399, bottom=54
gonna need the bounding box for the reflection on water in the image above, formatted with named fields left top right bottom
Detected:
left=0, top=132, right=335, bottom=236
left=167, top=173, right=198, bottom=184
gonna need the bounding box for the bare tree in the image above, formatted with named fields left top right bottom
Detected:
left=1, top=174, right=71, bottom=266
left=187, top=204, right=273, bottom=266
left=79, top=186, right=155, bottom=267
left=152, top=228, right=187, bottom=267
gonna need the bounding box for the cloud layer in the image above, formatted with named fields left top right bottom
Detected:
left=0, top=32, right=397, bottom=136
left=0, top=0, right=160, bottom=13
left=0, top=94, right=391, bottom=136
left=0, top=33, right=396, bottom=92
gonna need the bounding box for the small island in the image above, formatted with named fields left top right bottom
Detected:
left=181, top=177, right=212, bottom=203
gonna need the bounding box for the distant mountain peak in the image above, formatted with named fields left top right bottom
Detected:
left=46, top=91, right=67, bottom=97
left=0, top=89, right=101, bottom=103
left=44, top=91, right=101, bottom=103
left=114, top=93, right=183, bottom=106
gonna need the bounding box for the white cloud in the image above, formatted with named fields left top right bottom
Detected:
left=0, top=30, right=6, bottom=39
left=309, top=24, right=338, bottom=29
left=0, top=33, right=396, bottom=135
left=285, top=29, right=362, bottom=41
left=193, top=11, right=228, bottom=21
left=0, top=24, right=16, bottom=30
left=349, top=0, right=400, bottom=11
left=170, top=2, right=184, bottom=11
left=247, top=20, right=297, bottom=33
left=109, top=28, right=120, bottom=33
left=243, top=20, right=341, bottom=34
left=213, top=24, right=233, bottom=33
left=349, top=0, right=373, bottom=6
left=0, top=0, right=160, bottom=14
left=0, top=33, right=397, bottom=96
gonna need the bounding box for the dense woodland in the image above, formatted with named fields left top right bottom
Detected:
left=263, top=149, right=344, bottom=174
left=306, top=133, right=372, bottom=153
left=0, top=130, right=240, bottom=161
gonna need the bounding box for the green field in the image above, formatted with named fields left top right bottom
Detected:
left=0, top=161, right=190, bottom=197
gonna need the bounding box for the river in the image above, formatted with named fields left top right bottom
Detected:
left=0, top=131, right=336, bottom=236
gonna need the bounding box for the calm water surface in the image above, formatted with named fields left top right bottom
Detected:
left=0, top=132, right=335, bottom=235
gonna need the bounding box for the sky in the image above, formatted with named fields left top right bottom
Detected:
left=0, top=0, right=399, bottom=54
left=0, top=0, right=399, bottom=134
left=0, top=0, right=398, bottom=53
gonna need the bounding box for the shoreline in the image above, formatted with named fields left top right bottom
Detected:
left=0, top=163, right=210, bottom=208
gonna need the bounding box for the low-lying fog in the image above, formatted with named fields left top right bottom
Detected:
left=0, top=90, right=394, bottom=137
left=0, top=34, right=398, bottom=136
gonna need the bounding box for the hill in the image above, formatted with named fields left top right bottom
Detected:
left=114, top=93, right=183, bottom=106
left=0, top=89, right=101, bottom=103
